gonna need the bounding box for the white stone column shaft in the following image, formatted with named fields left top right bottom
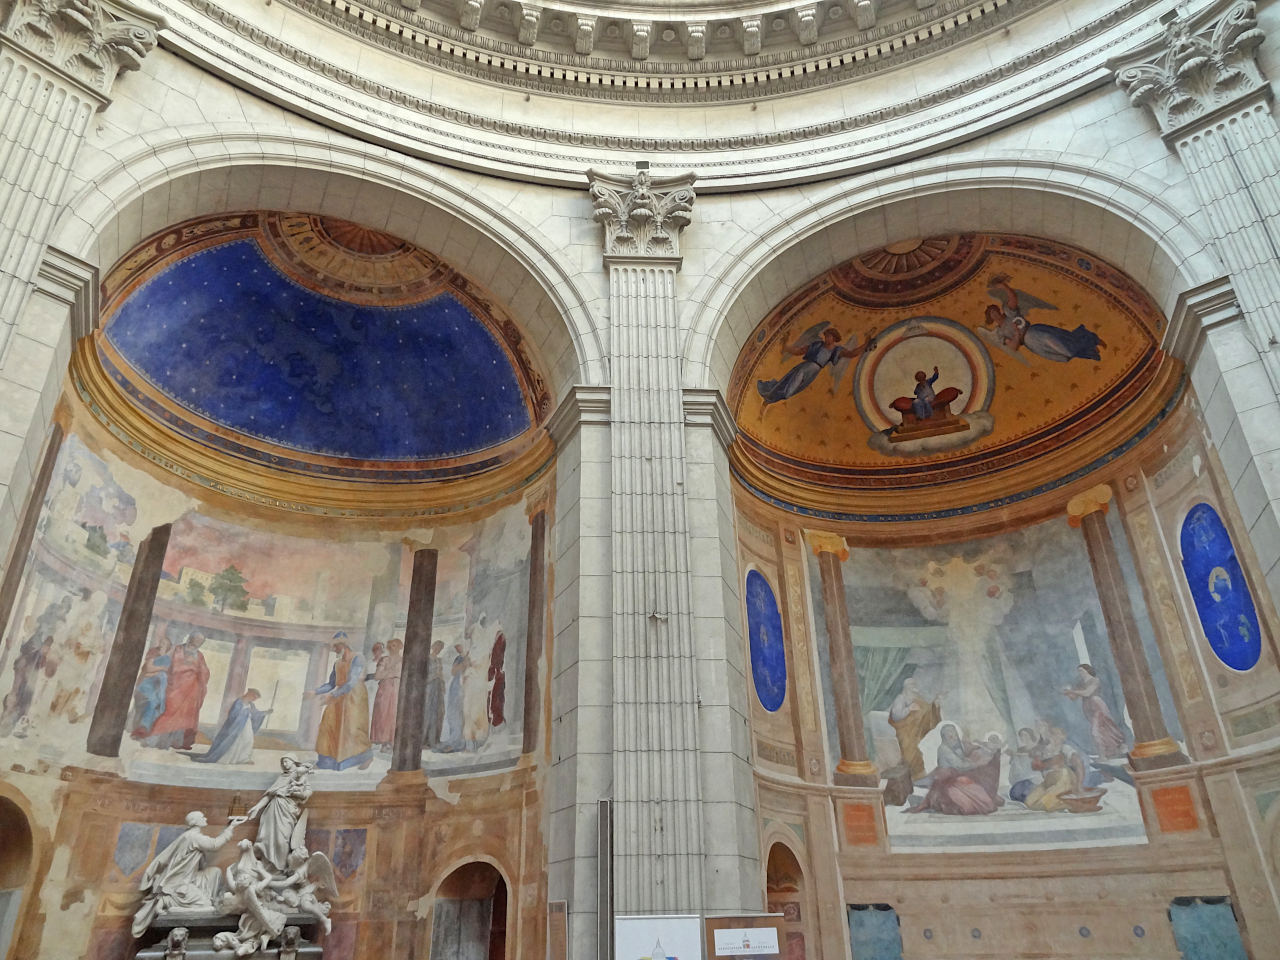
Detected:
left=608, top=258, right=706, bottom=912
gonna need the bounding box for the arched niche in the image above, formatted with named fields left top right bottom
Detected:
left=48, top=128, right=604, bottom=400
left=0, top=796, right=33, bottom=960
left=431, top=861, right=510, bottom=960
left=690, top=156, right=1223, bottom=396
left=765, top=842, right=810, bottom=960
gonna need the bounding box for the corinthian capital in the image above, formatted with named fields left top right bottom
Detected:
left=1113, top=0, right=1267, bottom=136
left=1, top=0, right=161, bottom=98
left=587, top=166, right=696, bottom=262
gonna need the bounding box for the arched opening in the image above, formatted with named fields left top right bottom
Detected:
left=765, top=842, right=809, bottom=959
left=0, top=797, right=33, bottom=960
left=431, top=861, right=509, bottom=960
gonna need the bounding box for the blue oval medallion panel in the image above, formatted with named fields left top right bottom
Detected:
left=745, top=569, right=787, bottom=712
left=1180, top=503, right=1262, bottom=671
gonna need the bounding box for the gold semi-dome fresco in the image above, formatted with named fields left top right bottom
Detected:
left=728, top=234, right=1182, bottom=523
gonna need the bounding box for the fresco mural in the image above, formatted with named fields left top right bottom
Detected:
left=0, top=431, right=539, bottom=789
left=807, top=513, right=1184, bottom=850
left=728, top=234, right=1175, bottom=517
left=1180, top=503, right=1262, bottom=672
left=745, top=570, right=787, bottom=712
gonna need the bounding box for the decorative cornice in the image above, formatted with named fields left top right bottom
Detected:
left=36, top=245, right=98, bottom=341
left=1113, top=0, right=1268, bottom=136
left=589, top=167, right=696, bottom=261
left=683, top=388, right=737, bottom=452
left=268, top=0, right=1094, bottom=102
left=0, top=0, right=161, bottom=97
left=1163, top=275, right=1242, bottom=364
left=167, top=0, right=1157, bottom=164
left=546, top=384, right=611, bottom=448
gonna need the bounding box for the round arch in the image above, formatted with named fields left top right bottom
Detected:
left=49, top=125, right=605, bottom=402
left=429, top=857, right=514, bottom=960
left=686, top=154, right=1225, bottom=395
left=0, top=783, right=50, bottom=960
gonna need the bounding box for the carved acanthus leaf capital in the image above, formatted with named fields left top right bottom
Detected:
left=1113, top=0, right=1267, bottom=135
left=1, top=0, right=160, bottom=97
left=587, top=167, right=696, bottom=261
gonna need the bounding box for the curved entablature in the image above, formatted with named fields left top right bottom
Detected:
left=74, top=211, right=555, bottom=517
left=727, top=233, right=1184, bottom=525
left=153, top=0, right=1163, bottom=185
left=278, top=0, right=1042, bottom=97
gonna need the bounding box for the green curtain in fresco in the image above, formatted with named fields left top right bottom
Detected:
left=854, top=646, right=913, bottom=714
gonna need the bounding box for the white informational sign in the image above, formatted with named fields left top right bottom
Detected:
left=712, top=927, right=781, bottom=956
left=615, top=914, right=704, bottom=960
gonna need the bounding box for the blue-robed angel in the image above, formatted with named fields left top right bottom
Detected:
left=981, top=274, right=1106, bottom=363
left=189, top=688, right=271, bottom=764
left=756, top=321, right=878, bottom=406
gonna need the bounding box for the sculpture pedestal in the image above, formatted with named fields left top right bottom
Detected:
left=135, top=915, right=324, bottom=959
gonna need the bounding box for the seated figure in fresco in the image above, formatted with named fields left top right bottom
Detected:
left=888, top=366, right=967, bottom=440
left=906, top=724, right=1004, bottom=815
left=1023, top=724, right=1086, bottom=812
left=1006, top=727, right=1039, bottom=804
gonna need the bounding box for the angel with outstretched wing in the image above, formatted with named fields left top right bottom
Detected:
left=271, top=850, right=338, bottom=934
left=980, top=274, right=1105, bottom=363
left=756, top=321, right=878, bottom=407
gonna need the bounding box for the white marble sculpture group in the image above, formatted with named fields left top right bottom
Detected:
left=132, top=755, right=337, bottom=956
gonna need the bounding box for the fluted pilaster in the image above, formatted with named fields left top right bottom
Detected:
left=1115, top=0, right=1280, bottom=384
left=0, top=0, right=159, bottom=359
left=589, top=166, right=706, bottom=913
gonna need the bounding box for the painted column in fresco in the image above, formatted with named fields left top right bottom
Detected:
left=805, top=531, right=878, bottom=786
left=521, top=497, right=548, bottom=755
left=0, top=0, right=159, bottom=358
left=588, top=166, right=708, bottom=912
left=1067, top=485, right=1189, bottom=770
left=85, top=522, right=172, bottom=757
left=0, top=423, right=61, bottom=633
left=220, top=634, right=255, bottom=721
left=392, top=547, right=438, bottom=771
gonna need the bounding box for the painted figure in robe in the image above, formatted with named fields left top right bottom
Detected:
left=131, top=633, right=173, bottom=739
left=982, top=275, right=1104, bottom=363
left=439, top=643, right=469, bottom=751
left=191, top=688, right=271, bottom=764
left=1023, top=724, right=1086, bottom=812
left=422, top=640, right=446, bottom=750
left=369, top=637, right=402, bottom=749
left=906, top=724, right=1003, bottom=815
left=144, top=633, right=211, bottom=750
left=487, top=627, right=507, bottom=728
left=756, top=324, right=878, bottom=406
left=308, top=635, right=372, bottom=770
left=888, top=677, right=943, bottom=782
left=1062, top=664, right=1127, bottom=758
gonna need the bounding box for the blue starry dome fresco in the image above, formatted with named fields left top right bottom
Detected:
left=96, top=212, right=549, bottom=476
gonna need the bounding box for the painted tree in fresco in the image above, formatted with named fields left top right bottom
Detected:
left=186, top=579, right=208, bottom=607
left=209, top=565, right=250, bottom=612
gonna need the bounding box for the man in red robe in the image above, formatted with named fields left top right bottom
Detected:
left=486, top=629, right=506, bottom=728
left=144, top=633, right=210, bottom=750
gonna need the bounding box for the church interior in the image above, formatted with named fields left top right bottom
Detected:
left=2, top=0, right=1280, bottom=957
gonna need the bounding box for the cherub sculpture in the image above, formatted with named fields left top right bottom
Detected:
left=212, top=840, right=287, bottom=957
